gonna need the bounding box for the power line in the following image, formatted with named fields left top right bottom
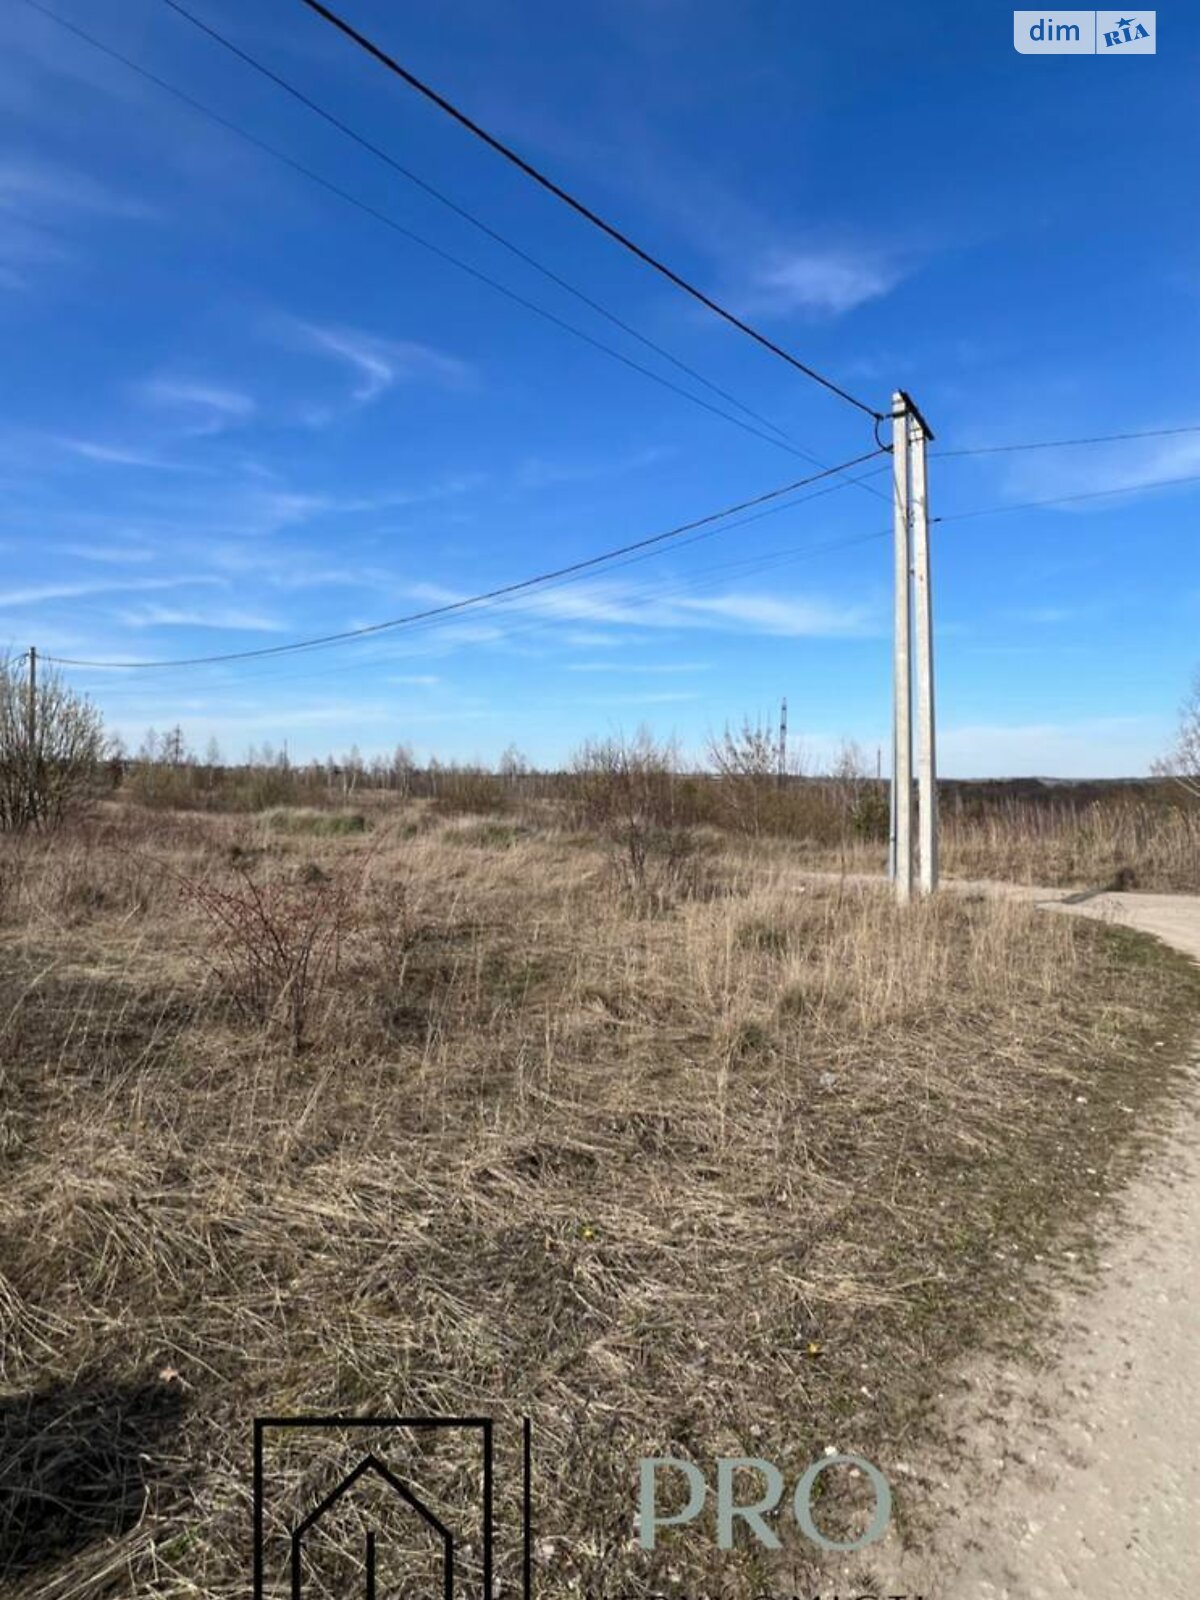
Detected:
left=159, top=0, right=792, bottom=447
left=938, top=422, right=1200, bottom=457
left=64, top=463, right=892, bottom=703
left=21, top=0, right=823, bottom=467
left=43, top=449, right=885, bottom=670
left=57, top=455, right=1199, bottom=707
left=460, top=462, right=1200, bottom=652
left=74, top=525, right=891, bottom=705
left=291, top=0, right=883, bottom=421
left=938, top=470, right=1200, bottom=522
left=157, top=0, right=888, bottom=504
left=45, top=457, right=1199, bottom=686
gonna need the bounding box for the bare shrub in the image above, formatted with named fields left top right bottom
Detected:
left=826, top=740, right=889, bottom=864
left=706, top=715, right=780, bottom=835
left=705, top=716, right=854, bottom=843
left=183, top=862, right=350, bottom=1053
left=426, top=765, right=512, bottom=817
left=0, top=655, right=105, bottom=832
left=124, top=759, right=309, bottom=812
left=571, top=729, right=702, bottom=908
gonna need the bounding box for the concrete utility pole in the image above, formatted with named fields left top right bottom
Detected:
left=889, top=393, right=938, bottom=901
left=890, top=395, right=913, bottom=902
left=910, top=407, right=938, bottom=893
left=777, top=696, right=788, bottom=788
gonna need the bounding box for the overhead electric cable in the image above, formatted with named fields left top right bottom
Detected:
left=937, top=470, right=1200, bottom=522
left=43, top=449, right=885, bottom=670
left=47, top=459, right=1199, bottom=685
left=159, top=0, right=802, bottom=446
left=71, top=526, right=891, bottom=703
left=22, top=0, right=833, bottom=467
left=938, top=423, right=1200, bottom=458
left=64, top=463, right=892, bottom=703
left=287, top=0, right=883, bottom=421
left=158, top=0, right=888, bottom=502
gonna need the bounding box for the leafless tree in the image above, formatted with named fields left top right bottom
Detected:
left=0, top=654, right=105, bottom=831
left=706, top=715, right=782, bottom=835
left=1153, top=671, right=1200, bottom=799
left=389, top=743, right=416, bottom=796
left=499, top=743, right=529, bottom=784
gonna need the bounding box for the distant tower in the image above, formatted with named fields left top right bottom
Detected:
left=778, top=697, right=788, bottom=788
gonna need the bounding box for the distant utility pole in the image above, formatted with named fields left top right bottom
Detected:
left=777, top=696, right=788, bottom=788
left=26, top=646, right=36, bottom=752
left=26, top=646, right=37, bottom=823
left=889, top=392, right=939, bottom=901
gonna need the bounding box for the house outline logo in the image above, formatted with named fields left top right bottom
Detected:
left=253, top=1414, right=533, bottom=1600
left=289, top=1451, right=455, bottom=1600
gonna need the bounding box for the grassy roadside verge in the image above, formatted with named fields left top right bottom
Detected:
left=1, top=808, right=1197, bottom=1597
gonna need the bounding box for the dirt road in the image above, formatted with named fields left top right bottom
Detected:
left=869, top=882, right=1200, bottom=1598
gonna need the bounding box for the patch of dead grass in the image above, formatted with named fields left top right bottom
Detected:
left=0, top=810, right=1196, bottom=1596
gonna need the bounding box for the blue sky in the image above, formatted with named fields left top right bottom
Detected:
left=0, top=0, right=1196, bottom=775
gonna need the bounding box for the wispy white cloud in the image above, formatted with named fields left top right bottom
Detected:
left=139, top=379, right=256, bottom=435
left=0, top=575, right=222, bottom=608
left=54, top=436, right=206, bottom=472
left=561, top=630, right=624, bottom=648
left=60, top=542, right=156, bottom=565
left=674, top=593, right=871, bottom=634
left=995, top=425, right=1200, bottom=507
left=116, top=603, right=286, bottom=632
left=0, top=156, right=153, bottom=286
left=190, top=474, right=483, bottom=543
left=404, top=578, right=873, bottom=638
left=747, top=247, right=900, bottom=317
left=0, top=157, right=147, bottom=216
left=513, top=446, right=671, bottom=492
left=565, top=660, right=710, bottom=673
left=293, top=321, right=473, bottom=406
left=204, top=546, right=381, bottom=588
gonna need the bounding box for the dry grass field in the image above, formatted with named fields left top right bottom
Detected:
left=938, top=797, right=1200, bottom=893
left=795, top=797, right=1200, bottom=893
left=2, top=797, right=1198, bottom=1598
